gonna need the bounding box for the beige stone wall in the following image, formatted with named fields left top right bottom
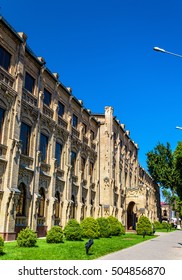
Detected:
left=0, top=17, right=161, bottom=240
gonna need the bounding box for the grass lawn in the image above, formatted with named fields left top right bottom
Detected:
left=155, top=228, right=176, bottom=232
left=0, top=233, right=157, bottom=260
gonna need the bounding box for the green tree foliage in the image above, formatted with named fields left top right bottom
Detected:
left=46, top=226, right=64, bottom=243
left=174, top=141, right=182, bottom=200
left=0, top=236, right=4, bottom=255
left=136, top=216, right=153, bottom=235
left=97, top=217, right=111, bottom=238
left=146, top=141, right=182, bottom=220
left=17, top=227, right=37, bottom=247
left=146, top=142, right=177, bottom=190
left=80, top=217, right=100, bottom=239
left=64, top=219, right=82, bottom=241
left=107, top=216, right=125, bottom=236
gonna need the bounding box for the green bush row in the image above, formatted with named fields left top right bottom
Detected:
left=153, top=220, right=172, bottom=230
left=16, top=216, right=125, bottom=246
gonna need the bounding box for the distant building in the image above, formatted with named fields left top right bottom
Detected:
left=0, top=16, right=161, bottom=240
left=160, top=202, right=171, bottom=222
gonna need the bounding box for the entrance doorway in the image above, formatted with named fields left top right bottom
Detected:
left=127, top=201, right=137, bottom=230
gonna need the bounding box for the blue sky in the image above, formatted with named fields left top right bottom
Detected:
left=1, top=0, right=182, bottom=170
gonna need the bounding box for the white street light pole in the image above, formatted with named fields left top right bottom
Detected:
left=153, top=47, right=182, bottom=58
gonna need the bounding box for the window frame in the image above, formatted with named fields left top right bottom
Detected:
left=44, top=88, right=52, bottom=107
left=16, top=183, right=26, bottom=216
left=58, top=101, right=65, bottom=117
left=20, top=122, right=31, bottom=156
left=0, top=45, right=11, bottom=71
left=72, top=114, right=78, bottom=128
left=71, top=151, right=77, bottom=174
left=0, top=107, right=5, bottom=143
left=38, top=188, right=45, bottom=217
left=40, top=133, right=48, bottom=163
left=25, top=72, right=35, bottom=94
left=55, top=142, right=63, bottom=167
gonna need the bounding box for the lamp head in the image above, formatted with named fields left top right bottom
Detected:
left=153, top=47, right=166, bottom=53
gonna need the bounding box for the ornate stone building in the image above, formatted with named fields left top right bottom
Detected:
left=0, top=17, right=161, bottom=240
left=93, top=108, right=161, bottom=230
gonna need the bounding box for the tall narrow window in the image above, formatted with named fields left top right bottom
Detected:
left=58, top=101, right=65, bottom=117
left=25, top=72, right=35, bottom=93
left=55, top=192, right=60, bottom=219
left=71, top=151, right=77, bottom=174
left=16, top=183, right=26, bottom=216
left=55, top=142, right=62, bottom=167
left=38, top=188, right=45, bottom=217
left=89, top=162, right=94, bottom=177
left=40, top=133, right=48, bottom=162
left=0, top=45, right=11, bottom=71
left=81, top=157, right=86, bottom=179
left=70, top=194, right=75, bottom=219
left=20, top=122, right=31, bottom=156
left=0, top=107, right=5, bottom=143
left=72, top=114, right=78, bottom=128
left=44, top=89, right=51, bottom=107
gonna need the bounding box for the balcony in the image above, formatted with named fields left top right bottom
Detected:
left=58, top=116, right=68, bottom=130
left=72, top=174, right=78, bottom=183
left=72, top=126, right=80, bottom=138
left=22, top=88, right=38, bottom=107
left=0, top=144, right=8, bottom=160
left=0, top=66, right=16, bottom=96
left=20, top=154, right=34, bottom=170
left=40, top=162, right=51, bottom=176
left=43, top=104, right=54, bottom=119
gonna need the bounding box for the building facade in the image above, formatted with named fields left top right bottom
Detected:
left=0, top=17, right=160, bottom=240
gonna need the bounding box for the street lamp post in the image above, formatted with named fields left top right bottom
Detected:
left=154, top=46, right=182, bottom=229
left=153, top=47, right=182, bottom=58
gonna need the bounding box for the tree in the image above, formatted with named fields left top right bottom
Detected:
left=173, top=141, right=182, bottom=200
left=146, top=142, right=182, bottom=225
left=146, top=142, right=177, bottom=191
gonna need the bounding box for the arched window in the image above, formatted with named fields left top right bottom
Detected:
left=38, top=188, right=45, bottom=217
left=55, top=191, right=60, bottom=218
left=16, top=183, right=26, bottom=216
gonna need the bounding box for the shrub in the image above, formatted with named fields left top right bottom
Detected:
left=17, top=227, right=37, bottom=247
left=64, top=219, right=82, bottom=241
left=153, top=221, right=162, bottom=229
left=0, top=236, right=4, bottom=255
left=80, top=217, right=100, bottom=239
left=46, top=226, right=64, bottom=243
left=161, top=221, right=172, bottom=231
left=136, top=216, right=153, bottom=235
left=107, top=216, right=125, bottom=236
left=97, top=217, right=111, bottom=238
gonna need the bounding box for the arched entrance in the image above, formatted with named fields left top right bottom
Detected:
left=127, top=201, right=137, bottom=230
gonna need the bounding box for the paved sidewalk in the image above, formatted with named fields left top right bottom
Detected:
left=98, top=230, right=182, bottom=260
